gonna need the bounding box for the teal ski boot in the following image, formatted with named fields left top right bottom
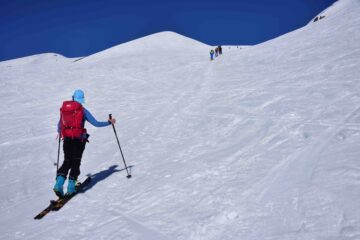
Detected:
left=66, top=179, right=77, bottom=196
left=53, top=175, right=66, bottom=198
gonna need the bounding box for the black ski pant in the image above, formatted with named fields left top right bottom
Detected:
left=57, top=138, right=86, bottom=180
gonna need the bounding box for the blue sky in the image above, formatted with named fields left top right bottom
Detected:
left=0, top=0, right=336, bottom=61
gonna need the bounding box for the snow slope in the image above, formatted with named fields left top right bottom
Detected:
left=1, top=0, right=360, bottom=239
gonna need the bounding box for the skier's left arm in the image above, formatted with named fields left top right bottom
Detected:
left=84, top=108, right=114, bottom=127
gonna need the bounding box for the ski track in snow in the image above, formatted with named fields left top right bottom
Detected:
left=1, top=1, right=360, bottom=239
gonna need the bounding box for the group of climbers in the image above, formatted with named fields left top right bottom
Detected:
left=210, top=46, right=223, bottom=61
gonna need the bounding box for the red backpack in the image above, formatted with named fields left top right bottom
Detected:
left=60, top=101, right=86, bottom=138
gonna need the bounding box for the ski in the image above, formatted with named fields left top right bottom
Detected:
left=33, top=200, right=58, bottom=220
left=34, top=176, right=91, bottom=220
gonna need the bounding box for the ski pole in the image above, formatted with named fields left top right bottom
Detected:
left=55, top=135, right=61, bottom=178
left=109, top=114, right=132, bottom=178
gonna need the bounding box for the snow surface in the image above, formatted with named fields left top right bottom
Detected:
left=1, top=0, right=360, bottom=239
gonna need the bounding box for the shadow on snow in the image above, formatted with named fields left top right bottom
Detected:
left=79, top=164, right=134, bottom=194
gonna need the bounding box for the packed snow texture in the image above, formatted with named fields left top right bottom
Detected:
left=1, top=0, right=360, bottom=239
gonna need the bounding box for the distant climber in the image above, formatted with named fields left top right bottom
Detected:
left=210, top=49, right=215, bottom=61
left=218, top=45, right=223, bottom=55
left=215, top=47, right=219, bottom=57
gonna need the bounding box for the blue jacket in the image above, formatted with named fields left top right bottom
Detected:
left=58, top=108, right=110, bottom=138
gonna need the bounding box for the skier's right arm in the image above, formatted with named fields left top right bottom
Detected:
left=84, top=108, right=115, bottom=127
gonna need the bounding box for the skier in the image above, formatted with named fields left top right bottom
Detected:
left=53, top=89, right=116, bottom=197
left=210, top=49, right=215, bottom=61
left=218, top=45, right=222, bottom=55
left=215, top=47, right=219, bottom=57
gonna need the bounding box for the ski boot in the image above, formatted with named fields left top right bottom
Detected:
left=66, top=179, right=77, bottom=197
left=53, top=175, right=66, bottom=198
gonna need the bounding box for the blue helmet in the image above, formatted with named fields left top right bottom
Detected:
left=73, top=89, right=85, bottom=104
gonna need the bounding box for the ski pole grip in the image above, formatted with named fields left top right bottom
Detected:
left=109, top=114, right=112, bottom=119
